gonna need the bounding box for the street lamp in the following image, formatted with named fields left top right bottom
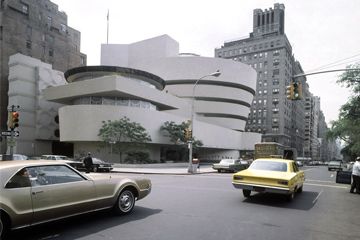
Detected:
left=188, top=70, right=221, bottom=173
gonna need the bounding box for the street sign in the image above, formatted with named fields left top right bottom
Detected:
left=1, top=131, right=19, bottom=137
left=7, top=105, right=20, bottom=111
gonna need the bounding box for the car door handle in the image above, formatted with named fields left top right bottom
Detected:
left=32, top=191, right=44, bottom=195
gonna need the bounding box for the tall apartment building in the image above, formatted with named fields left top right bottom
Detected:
left=215, top=3, right=306, bottom=154
left=0, top=0, right=86, bottom=153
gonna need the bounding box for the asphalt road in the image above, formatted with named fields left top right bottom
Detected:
left=7, top=166, right=360, bottom=240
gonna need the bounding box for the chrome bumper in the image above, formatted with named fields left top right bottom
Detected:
left=232, top=182, right=291, bottom=195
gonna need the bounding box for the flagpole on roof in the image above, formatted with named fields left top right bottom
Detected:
left=107, top=9, right=109, bottom=44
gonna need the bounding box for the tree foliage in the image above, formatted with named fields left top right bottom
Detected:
left=327, top=63, right=360, bottom=156
left=160, top=121, right=203, bottom=148
left=98, top=117, right=151, bottom=162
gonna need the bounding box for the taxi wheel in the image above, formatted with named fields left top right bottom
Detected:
left=297, top=185, right=303, bottom=193
left=287, top=191, right=295, bottom=201
left=243, top=189, right=251, bottom=198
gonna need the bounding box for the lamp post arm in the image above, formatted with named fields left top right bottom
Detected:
left=190, top=75, right=208, bottom=131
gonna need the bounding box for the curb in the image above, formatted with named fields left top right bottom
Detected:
left=111, top=169, right=216, bottom=175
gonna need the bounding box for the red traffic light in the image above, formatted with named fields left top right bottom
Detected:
left=11, top=111, right=19, bottom=129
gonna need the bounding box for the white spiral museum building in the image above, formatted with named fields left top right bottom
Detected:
left=10, top=35, right=261, bottom=162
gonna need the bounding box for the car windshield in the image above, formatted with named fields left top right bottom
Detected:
left=249, top=160, right=287, bottom=172
left=329, top=161, right=340, bottom=166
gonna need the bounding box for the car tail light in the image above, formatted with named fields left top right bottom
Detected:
left=278, top=180, right=288, bottom=185
left=233, top=175, right=244, bottom=180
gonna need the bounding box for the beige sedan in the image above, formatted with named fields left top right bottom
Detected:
left=0, top=160, right=151, bottom=238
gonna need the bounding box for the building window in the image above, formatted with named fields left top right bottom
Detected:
left=26, top=40, right=32, bottom=49
left=46, top=35, right=54, bottom=43
left=273, top=78, right=279, bottom=85
left=272, top=127, right=279, bottom=133
left=47, top=16, right=52, bottom=26
left=273, top=59, right=280, bottom=66
left=60, top=23, right=67, bottom=32
left=273, top=69, right=280, bottom=76
left=273, top=50, right=280, bottom=56
left=22, top=3, right=29, bottom=14
left=49, top=49, right=54, bottom=57
left=90, top=96, right=102, bottom=105
left=272, top=88, right=280, bottom=94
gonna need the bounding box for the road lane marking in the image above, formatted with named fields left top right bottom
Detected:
left=304, top=183, right=349, bottom=189
left=306, top=179, right=334, bottom=183
left=313, top=189, right=323, bottom=204
left=302, top=168, right=314, bottom=172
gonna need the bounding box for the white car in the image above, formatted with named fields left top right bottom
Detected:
left=41, top=155, right=72, bottom=160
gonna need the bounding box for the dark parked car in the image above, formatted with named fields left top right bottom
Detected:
left=73, top=157, right=113, bottom=172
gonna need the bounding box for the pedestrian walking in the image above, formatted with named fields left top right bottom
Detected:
left=350, top=157, right=360, bottom=194
left=84, top=152, right=93, bottom=173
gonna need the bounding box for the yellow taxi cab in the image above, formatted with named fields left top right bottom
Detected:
left=232, top=158, right=305, bottom=201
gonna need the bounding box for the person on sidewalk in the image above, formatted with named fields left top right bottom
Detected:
left=84, top=152, right=93, bottom=173
left=350, top=157, right=360, bottom=194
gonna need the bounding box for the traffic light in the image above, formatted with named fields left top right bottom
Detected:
left=184, top=128, right=192, bottom=141
left=286, top=83, right=294, bottom=100
left=293, top=82, right=302, bottom=100
left=286, top=82, right=302, bottom=100
left=10, top=111, right=19, bottom=129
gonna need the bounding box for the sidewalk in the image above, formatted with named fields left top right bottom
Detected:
left=111, top=162, right=216, bottom=175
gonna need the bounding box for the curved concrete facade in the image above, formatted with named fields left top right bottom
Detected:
left=132, top=57, right=256, bottom=131
left=43, top=62, right=260, bottom=162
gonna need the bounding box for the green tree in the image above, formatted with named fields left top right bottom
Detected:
left=160, top=121, right=203, bottom=162
left=327, top=63, right=360, bottom=156
left=161, top=121, right=203, bottom=147
left=98, top=117, right=151, bottom=163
